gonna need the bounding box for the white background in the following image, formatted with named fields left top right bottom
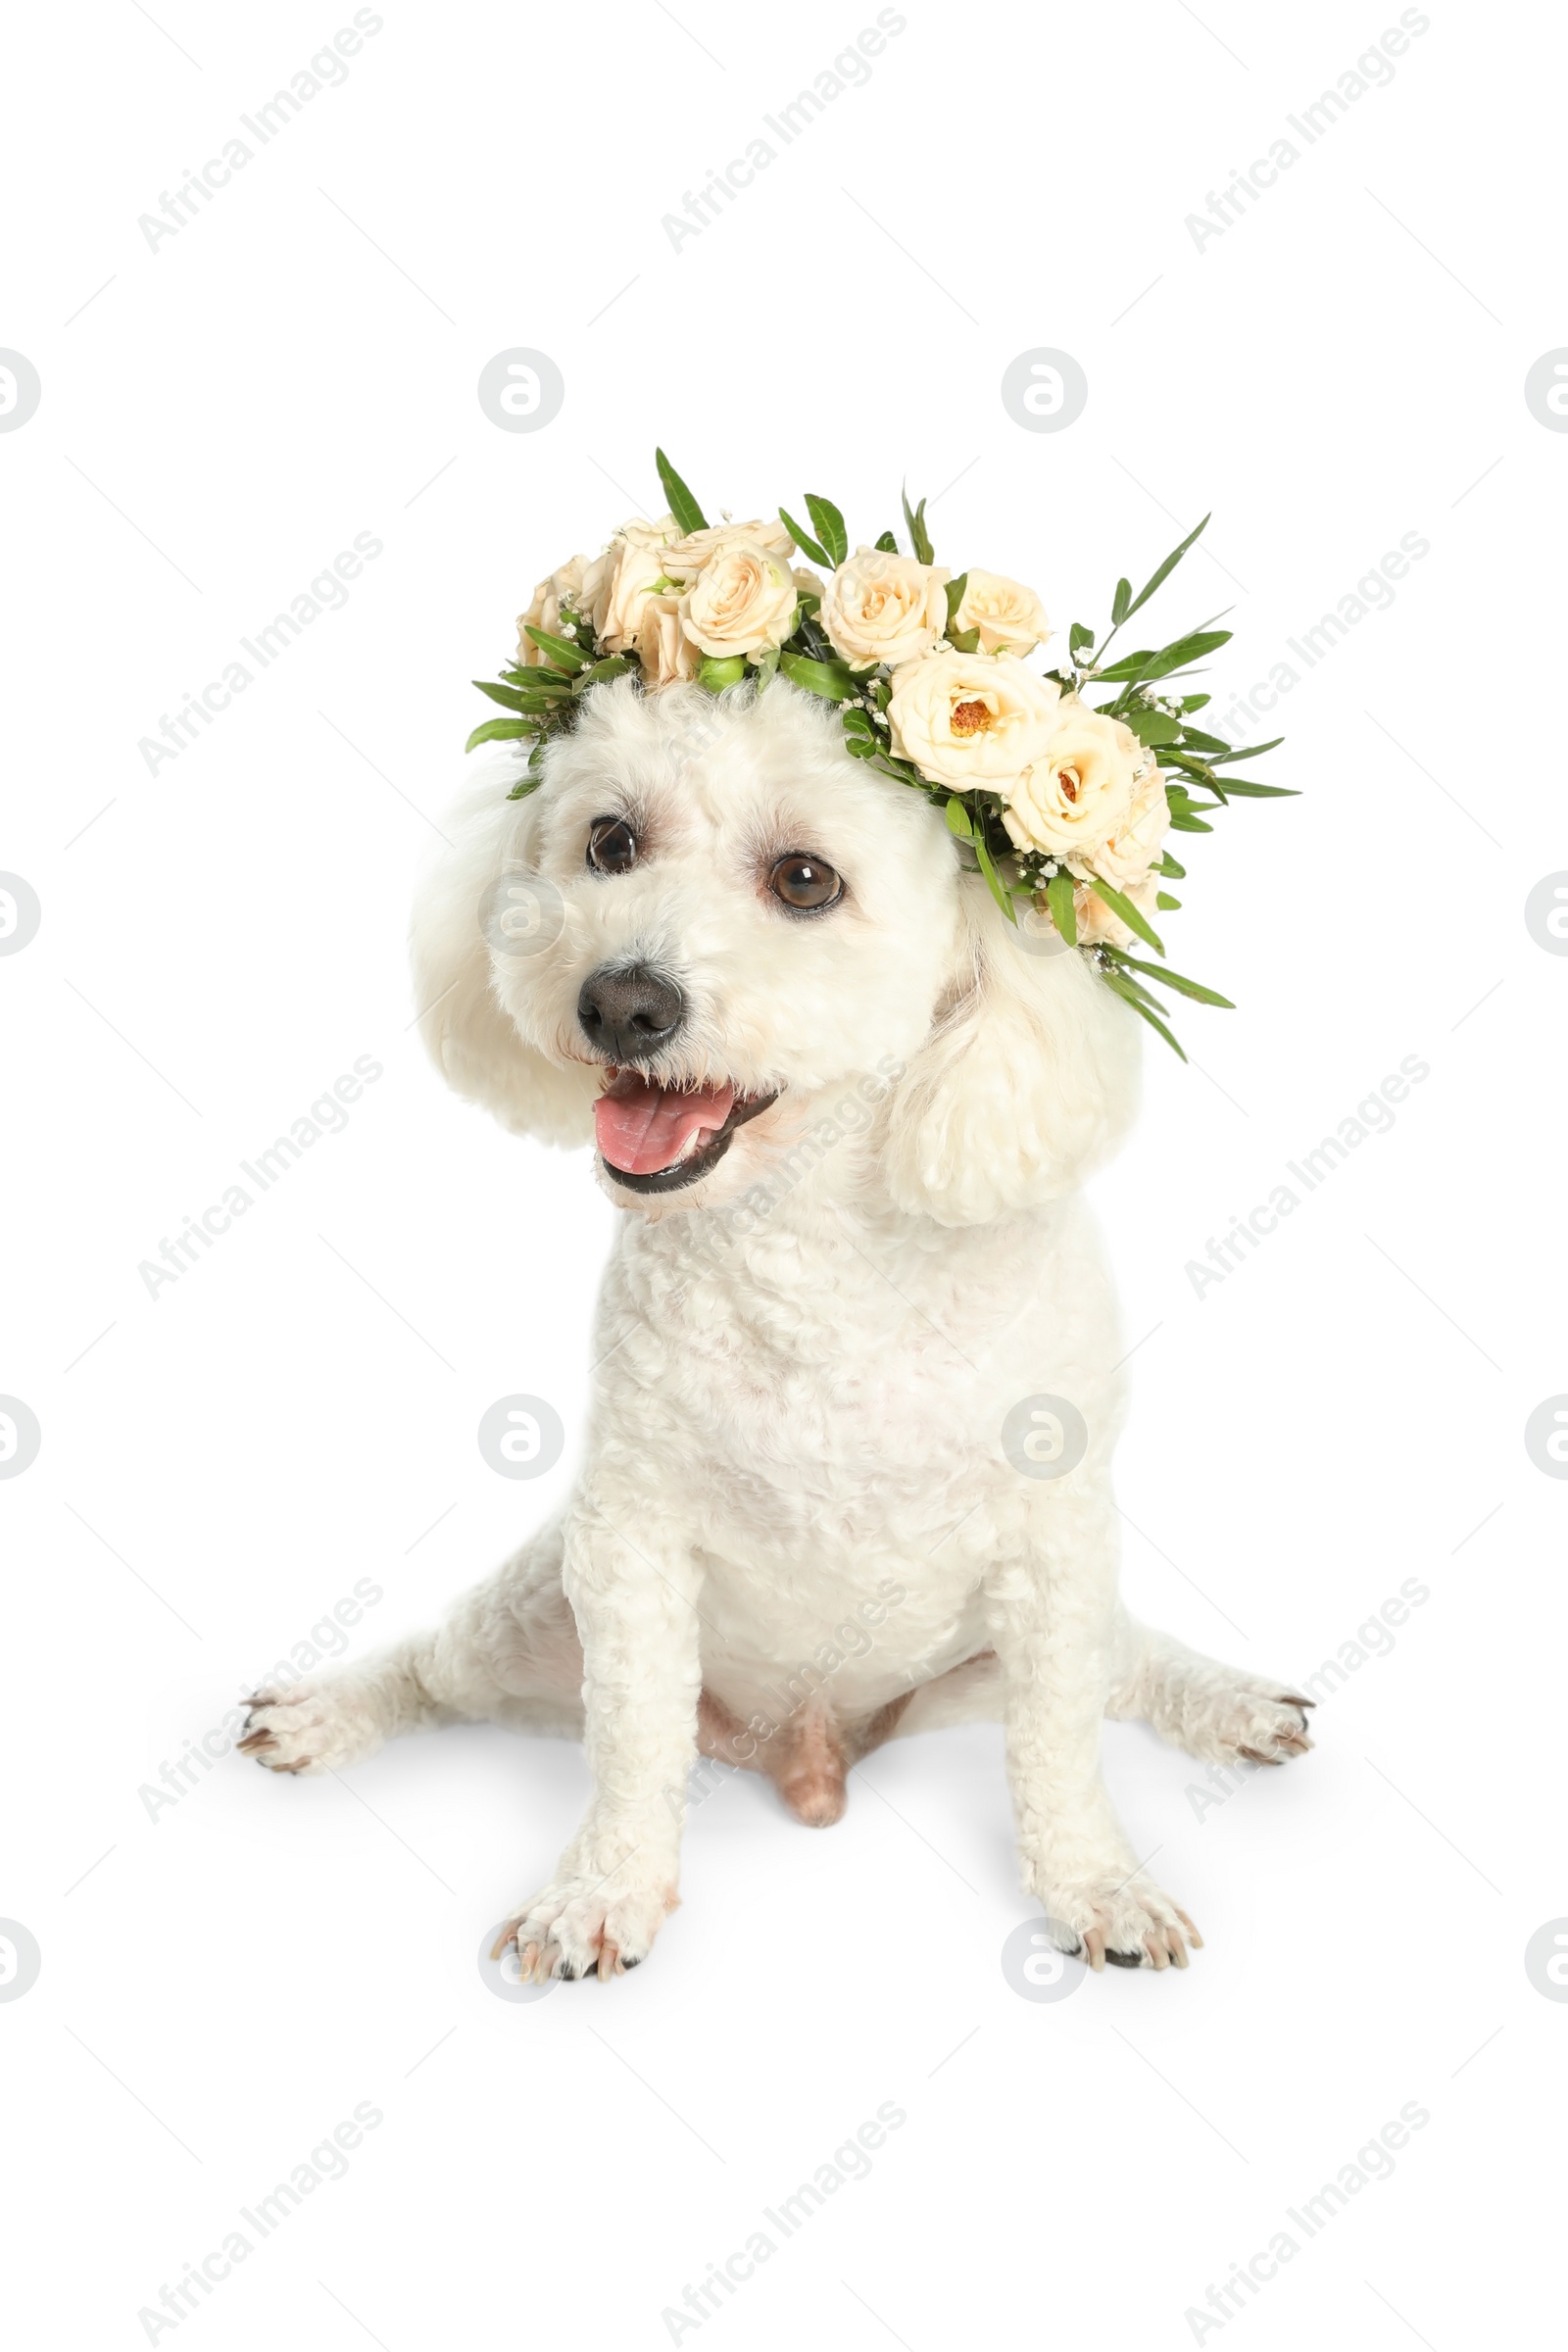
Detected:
left=3, top=1, right=1563, bottom=2344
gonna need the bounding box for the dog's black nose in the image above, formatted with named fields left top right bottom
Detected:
left=576, top=963, right=686, bottom=1063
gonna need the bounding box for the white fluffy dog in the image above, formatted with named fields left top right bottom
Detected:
left=242, top=677, right=1311, bottom=1975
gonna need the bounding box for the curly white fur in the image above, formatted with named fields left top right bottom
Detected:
left=243, top=679, right=1311, bottom=1976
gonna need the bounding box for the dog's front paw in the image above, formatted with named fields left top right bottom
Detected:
left=235, top=1679, right=387, bottom=1776
left=491, top=1862, right=678, bottom=1982
left=1036, top=1869, right=1200, bottom=1973
left=1175, top=1678, right=1314, bottom=1767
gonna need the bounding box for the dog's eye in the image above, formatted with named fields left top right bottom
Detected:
left=769, top=853, right=842, bottom=911
left=587, top=817, right=638, bottom=874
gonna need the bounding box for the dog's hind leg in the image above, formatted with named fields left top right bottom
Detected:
left=239, top=1520, right=586, bottom=1776
left=1106, top=1609, right=1313, bottom=1766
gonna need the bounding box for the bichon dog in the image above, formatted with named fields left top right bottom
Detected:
left=241, top=675, right=1310, bottom=1975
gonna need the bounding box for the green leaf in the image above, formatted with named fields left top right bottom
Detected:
left=1157, top=854, right=1186, bottom=878
left=804, top=494, right=848, bottom=567
left=1068, top=621, right=1094, bottom=657
left=1207, top=778, right=1298, bottom=797
left=523, top=624, right=592, bottom=673
left=1208, top=737, right=1284, bottom=764
left=571, top=655, right=634, bottom=693
left=698, top=655, right=748, bottom=691
left=471, top=678, right=529, bottom=711
left=1084, top=875, right=1163, bottom=954
left=840, top=706, right=876, bottom=738
left=1046, top=869, right=1077, bottom=945
left=1181, top=693, right=1211, bottom=710
left=466, top=716, right=532, bottom=753
left=1093, top=648, right=1157, bottom=682
left=972, top=832, right=1016, bottom=923
left=1123, top=514, right=1209, bottom=621
left=1122, top=705, right=1181, bottom=746
left=1102, top=971, right=1187, bottom=1058
left=500, top=664, right=573, bottom=694
left=945, top=572, right=969, bottom=622
left=1155, top=891, right=1181, bottom=910
left=1111, top=577, right=1132, bottom=625
left=874, top=529, right=899, bottom=553
left=945, top=796, right=973, bottom=838
left=779, top=506, right=829, bottom=567
left=949, top=625, right=981, bottom=654
left=1168, top=810, right=1215, bottom=832
left=843, top=735, right=877, bottom=760
left=754, top=646, right=781, bottom=688
left=1133, top=628, right=1232, bottom=684
left=901, top=482, right=933, bottom=564
left=1111, top=953, right=1234, bottom=1008
left=655, top=447, right=708, bottom=534
left=1179, top=727, right=1231, bottom=755
left=778, top=650, right=859, bottom=702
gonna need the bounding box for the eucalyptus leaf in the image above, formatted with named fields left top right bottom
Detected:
left=780, top=506, right=829, bottom=567
left=1046, top=869, right=1077, bottom=945
left=1085, top=875, right=1163, bottom=954
left=901, top=483, right=933, bottom=564
left=1123, top=514, right=1209, bottom=620
left=804, top=494, right=848, bottom=566
left=778, top=650, right=858, bottom=702
left=972, top=832, right=1016, bottom=923
left=466, top=716, right=532, bottom=753
left=655, top=447, right=708, bottom=534
left=523, top=624, right=592, bottom=673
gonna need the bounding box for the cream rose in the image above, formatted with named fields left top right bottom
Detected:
left=886, top=649, right=1062, bottom=785
left=637, top=593, right=700, bottom=689
left=515, top=555, right=589, bottom=666
left=1091, top=762, right=1171, bottom=890
left=951, top=568, right=1050, bottom=658
left=678, top=541, right=799, bottom=661
left=586, top=515, right=684, bottom=655
left=1000, top=705, right=1141, bottom=867
left=660, top=516, right=796, bottom=580
left=819, top=546, right=950, bottom=669
left=1073, top=873, right=1161, bottom=950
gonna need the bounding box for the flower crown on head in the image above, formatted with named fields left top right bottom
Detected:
left=468, top=449, right=1296, bottom=1055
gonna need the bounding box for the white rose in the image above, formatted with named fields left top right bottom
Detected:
left=886, top=649, right=1062, bottom=785
left=637, top=593, right=700, bottom=689
left=1073, top=873, right=1161, bottom=949
left=1091, top=762, right=1171, bottom=890
left=819, top=545, right=950, bottom=669
left=679, top=541, right=799, bottom=661
left=515, top=555, right=589, bottom=665
left=1000, top=704, right=1141, bottom=867
left=587, top=515, right=683, bottom=655
left=660, top=516, right=796, bottom=580
left=792, top=564, right=826, bottom=603
left=951, top=568, right=1050, bottom=658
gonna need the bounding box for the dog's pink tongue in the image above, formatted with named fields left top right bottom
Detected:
left=594, top=1074, right=734, bottom=1174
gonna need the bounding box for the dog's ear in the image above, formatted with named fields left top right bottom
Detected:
left=409, top=770, right=597, bottom=1147
left=883, top=880, right=1142, bottom=1225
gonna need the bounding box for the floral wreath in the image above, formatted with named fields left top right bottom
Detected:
left=467, top=450, right=1295, bottom=1054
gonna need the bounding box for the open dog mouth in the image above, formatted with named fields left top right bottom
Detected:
left=593, top=1070, right=778, bottom=1194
